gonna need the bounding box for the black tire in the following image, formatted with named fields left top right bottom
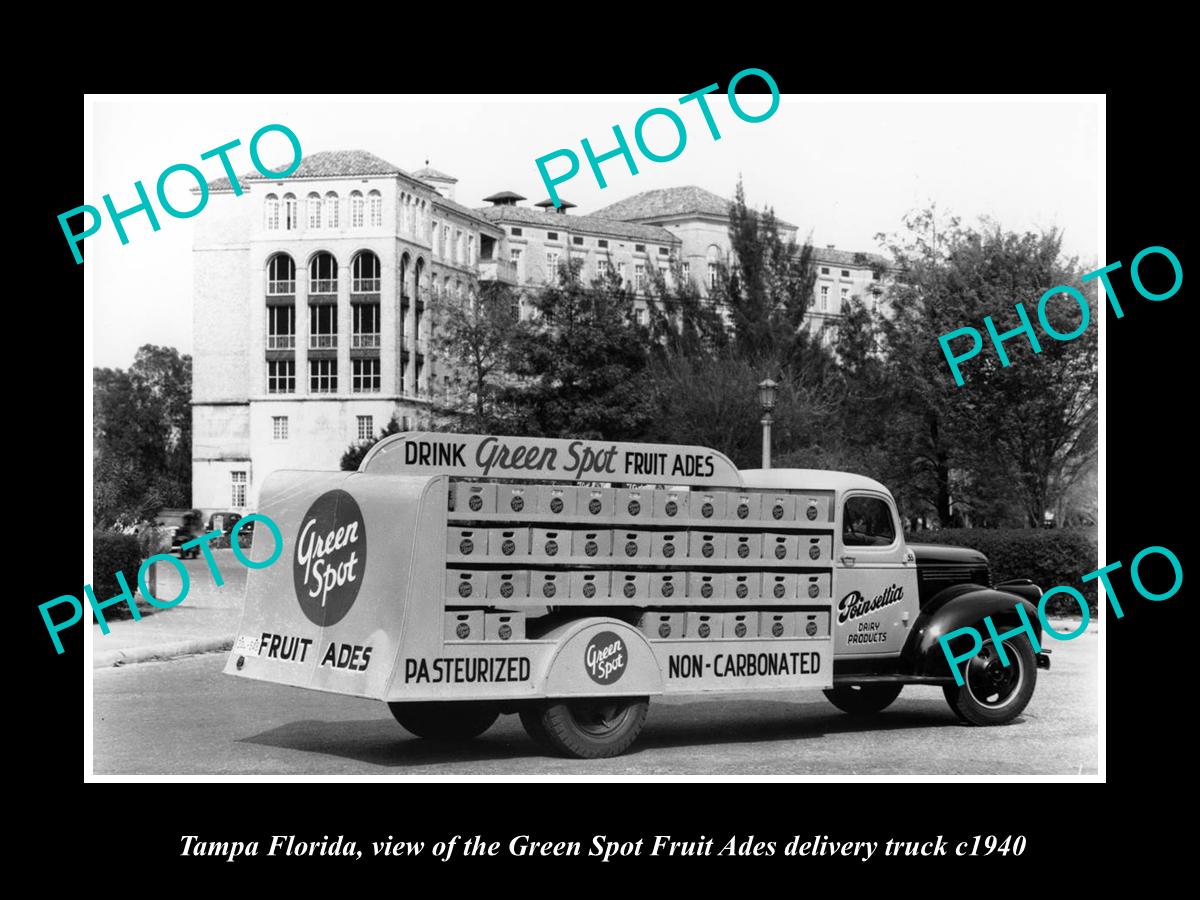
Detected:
left=388, top=701, right=499, bottom=740
left=519, top=705, right=553, bottom=748
left=823, top=683, right=903, bottom=715
left=532, top=697, right=649, bottom=759
left=942, top=636, right=1036, bottom=725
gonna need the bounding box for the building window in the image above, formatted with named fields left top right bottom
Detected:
left=283, top=194, right=298, bottom=231
left=454, top=228, right=463, bottom=264
left=350, top=191, right=364, bottom=228
left=820, top=267, right=830, bottom=275
left=820, top=285, right=829, bottom=311
left=357, top=415, right=374, bottom=440
left=634, top=264, right=646, bottom=292
left=267, top=305, right=295, bottom=350
left=872, top=270, right=881, bottom=281
left=510, top=247, right=523, bottom=277
left=682, top=261, right=690, bottom=281
left=598, top=239, right=608, bottom=249
left=635, top=244, right=646, bottom=253
left=267, top=359, right=295, bottom=394
left=618, top=261, right=627, bottom=285
left=272, top=416, right=288, bottom=441
left=353, top=303, right=380, bottom=349
left=841, top=269, right=851, bottom=278
left=264, top=194, right=280, bottom=230
left=430, top=221, right=439, bottom=256
left=309, top=252, right=338, bottom=294
left=231, top=471, right=247, bottom=508
left=352, top=252, right=381, bottom=293
left=707, top=263, right=718, bottom=290
left=310, top=303, right=337, bottom=349
left=368, top=191, right=382, bottom=227
left=545, top=251, right=560, bottom=283
left=547, top=231, right=559, bottom=241
left=597, top=259, right=610, bottom=277
left=468, top=235, right=475, bottom=265
left=442, top=225, right=450, bottom=256
left=572, top=236, right=584, bottom=246
left=511, top=227, right=523, bottom=237
left=266, top=254, right=295, bottom=295
left=307, top=192, right=322, bottom=229
left=658, top=247, right=669, bottom=255
left=309, top=359, right=337, bottom=393
left=840, top=287, right=849, bottom=307
left=635, top=308, right=647, bottom=325
left=324, top=192, right=339, bottom=229
left=353, top=359, right=380, bottom=393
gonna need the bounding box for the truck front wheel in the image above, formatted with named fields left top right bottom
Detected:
left=528, top=697, right=649, bottom=758
left=942, top=637, right=1036, bottom=725
left=824, top=683, right=903, bottom=715
left=388, top=701, right=499, bottom=740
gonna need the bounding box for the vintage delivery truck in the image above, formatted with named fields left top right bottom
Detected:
left=225, top=432, right=1050, bottom=758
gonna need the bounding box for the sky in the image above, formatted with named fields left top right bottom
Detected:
left=89, top=95, right=1100, bottom=369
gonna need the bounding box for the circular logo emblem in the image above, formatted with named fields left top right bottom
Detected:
left=663, top=543, right=675, bottom=558
left=734, top=622, right=747, bottom=638
left=585, top=631, right=627, bottom=685
left=737, top=543, right=749, bottom=559
left=500, top=581, right=514, bottom=598
left=701, top=583, right=713, bottom=598
left=737, top=503, right=749, bottom=519
left=808, top=583, right=820, bottom=598
left=665, top=500, right=678, bottom=517
left=809, top=545, right=820, bottom=560
left=468, top=494, right=483, bottom=512
left=293, top=489, right=366, bottom=627
left=510, top=495, right=524, bottom=512
left=456, top=621, right=471, bottom=640
left=583, top=582, right=596, bottom=598
left=772, top=622, right=784, bottom=637
left=658, top=622, right=671, bottom=638
left=459, top=538, right=473, bottom=555
left=550, top=497, right=563, bottom=513
left=458, top=581, right=473, bottom=598
left=625, top=541, right=638, bottom=557
left=585, top=540, right=598, bottom=557
left=702, top=542, right=714, bottom=558
left=698, top=622, right=711, bottom=638
left=736, top=584, right=748, bottom=599
left=628, top=500, right=641, bottom=516
left=502, top=539, right=516, bottom=555
left=806, top=620, right=818, bottom=637
left=589, top=498, right=602, bottom=514
left=499, top=624, right=513, bottom=640
left=661, top=581, right=674, bottom=597
left=543, top=581, right=556, bottom=598
left=545, top=540, right=559, bottom=556
left=775, top=545, right=787, bottom=560
left=774, top=583, right=785, bottom=598
left=806, top=505, right=818, bottom=520
left=701, top=502, right=713, bottom=518
left=772, top=504, right=784, bottom=520
left=623, top=581, right=637, bottom=598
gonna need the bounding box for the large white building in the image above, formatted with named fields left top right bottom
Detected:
left=191, top=151, right=888, bottom=513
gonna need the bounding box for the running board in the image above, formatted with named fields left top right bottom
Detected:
left=833, top=674, right=955, bottom=686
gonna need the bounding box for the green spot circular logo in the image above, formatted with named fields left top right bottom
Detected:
left=545, top=539, right=558, bottom=556
left=585, top=632, right=627, bottom=684
left=510, top=495, right=524, bottom=511
left=701, top=502, right=713, bottom=518
left=293, top=489, right=365, bottom=628
left=468, top=494, right=483, bottom=512
left=665, top=500, right=678, bottom=516
left=806, top=505, right=818, bottom=520
left=459, top=538, right=473, bottom=555
left=809, top=545, right=820, bottom=560
left=550, top=497, right=563, bottom=513
left=589, top=498, right=602, bottom=514
left=628, top=500, right=641, bottom=516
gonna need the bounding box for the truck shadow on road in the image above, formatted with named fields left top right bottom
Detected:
left=238, top=699, right=992, bottom=769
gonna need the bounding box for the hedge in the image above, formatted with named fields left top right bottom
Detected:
left=92, top=531, right=144, bottom=621
left=904, top=528, right=1098, bottom=614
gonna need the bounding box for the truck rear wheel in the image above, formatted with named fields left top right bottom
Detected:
left=824, top=683, right=903, bottom=715
left=388, top=701, right=499, bottom=740
left=530, top=697, right=649, bottom=758
left=942, top=637, right=1036, bottom=725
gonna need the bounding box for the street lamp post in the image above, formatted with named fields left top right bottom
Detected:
left=758, top=378, right=777, bottom=470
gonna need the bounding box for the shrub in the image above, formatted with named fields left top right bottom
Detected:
left=92, top=531, right=144, bottom=620
left=905, top=527, right=1098, bottom=614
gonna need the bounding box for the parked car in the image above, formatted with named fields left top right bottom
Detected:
left=155, top=508, right=205, bottom=558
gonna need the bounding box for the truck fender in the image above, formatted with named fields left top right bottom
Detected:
left=538, top=618, right=665, bottom=698
left=901, top=587, right=1043, bottom=678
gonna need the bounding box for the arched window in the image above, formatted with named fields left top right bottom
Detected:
left=324, top=192, right=339, bottom=229
left=352, top=252, right=381, bottom=293
left=266, top=254, right=295, bottom=295
left=307, top=193, right=322, bottom=229
left=349, top=191, right=364, bottom=228
left=283, top=194, right=298, bottom=230
left=264, top=194, right=280, bottom=231
left=309, top=252, right=338, bottom=294
left=368, top=190, right=382, bottom=227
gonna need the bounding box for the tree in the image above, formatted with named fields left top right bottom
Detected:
left=341, top=414, right=403, bottom=471
left=641, top=258, right=728, bottom=359
left=93, top=345, right=192, bottom=527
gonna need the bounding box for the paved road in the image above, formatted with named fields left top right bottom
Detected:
left=93, top=627, right=1098, bottom=775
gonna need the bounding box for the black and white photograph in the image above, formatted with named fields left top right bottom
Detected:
left=80, top=91, right=1107, bottom=778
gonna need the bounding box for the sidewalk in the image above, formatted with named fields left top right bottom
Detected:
left=93, top=549, right=247, bottom=668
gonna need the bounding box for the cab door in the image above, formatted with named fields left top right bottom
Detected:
left=834, top=491, right=919, bottom=657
